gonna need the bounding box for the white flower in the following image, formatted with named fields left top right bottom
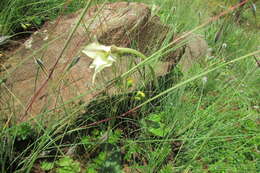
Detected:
left=202, top=76, right=208, bottom=84
left=222, top=43, right=227, bottom=49
left=82, top=42, right=117, bottom=83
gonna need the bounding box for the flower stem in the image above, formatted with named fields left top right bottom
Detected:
left=112, top=46, right=158, bottom=87
left=112, top=46, right=147, bottom=60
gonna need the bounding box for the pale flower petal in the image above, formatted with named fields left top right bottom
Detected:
left=202, top=76, right=208, bottom=84
left=82, top=42, right=117, bottom=83
left=82, top=42, right=111, bottom=59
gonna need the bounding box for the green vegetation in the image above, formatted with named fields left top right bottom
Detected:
left=41, top=157, right=81, bottom=173
left=0, top=0, right=260, bottom=172
left=0, top=0, right=87, bottom=35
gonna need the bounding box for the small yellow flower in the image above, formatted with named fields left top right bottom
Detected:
left=126, top=78, right=134, bottom=88
left=134, top=91, right=146, bottom=100
left=21, top=23, right=31, bottom=30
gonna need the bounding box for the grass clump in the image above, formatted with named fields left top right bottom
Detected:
left=0, top=0, right=87, bottom=35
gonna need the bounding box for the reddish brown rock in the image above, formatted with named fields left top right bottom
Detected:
left=0, top=2, right=208, bottom=122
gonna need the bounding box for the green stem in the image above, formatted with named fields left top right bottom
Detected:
left=113, top=46, right=158, bottom=87
left=112, top=46, right=147, bottom=60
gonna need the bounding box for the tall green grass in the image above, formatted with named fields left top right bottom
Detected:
left=0, top=0, right=87, bottom=35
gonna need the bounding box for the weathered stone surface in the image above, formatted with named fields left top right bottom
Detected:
left=0, top=2, right=208, bottom=121
left=178, top=34, right=209, bottom=72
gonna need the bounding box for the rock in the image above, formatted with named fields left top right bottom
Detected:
left=178, top=34, right=208, bottom=72
left=0, top=2, right=208, bottom=121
